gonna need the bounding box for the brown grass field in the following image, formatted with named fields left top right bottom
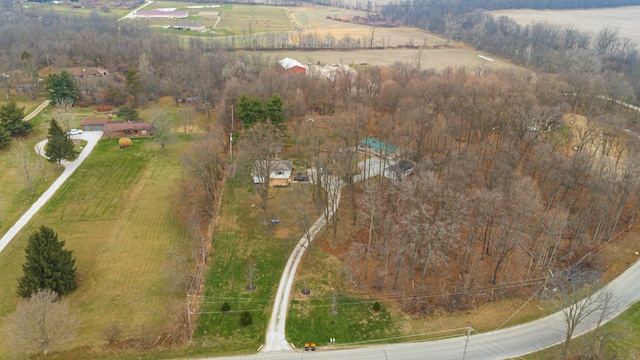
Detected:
left=490, top=6, right=640, bottom=45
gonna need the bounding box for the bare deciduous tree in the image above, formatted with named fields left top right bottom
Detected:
left=2, top=289, right=79, bottom=356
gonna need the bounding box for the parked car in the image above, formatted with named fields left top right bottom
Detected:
left=293, top=172, right=309, bottom=182
left=68, top=129, right=83, bottom=135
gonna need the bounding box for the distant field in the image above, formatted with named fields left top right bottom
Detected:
left=250, top=48, right=521, bottom=70
left=490, top=6, right=640, bottom=45
left=217, top=4, right=293, bottom=34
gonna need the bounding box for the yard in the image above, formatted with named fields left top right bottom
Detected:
left=0, top=97, right=208, bottom=358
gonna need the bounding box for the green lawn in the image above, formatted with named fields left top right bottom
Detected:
left=0, top=136, right=192, bottom=357
left=523, top=301, right=640, bottom=359
left=214, top=5, right=292, bottom=35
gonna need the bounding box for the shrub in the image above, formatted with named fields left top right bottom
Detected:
left=119, top=137, right=132, bottom=149
left=372, top=301, right=381, bottom=312
left=220, top=302, right=230, bottom=313
left=240, top=311, right=252, bottom=327
left=96, top=105, right=114, bottom=112
left=103, top=322, right=122, bottom=345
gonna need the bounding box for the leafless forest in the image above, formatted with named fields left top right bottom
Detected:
left=2, top=6, right=640, bottom=315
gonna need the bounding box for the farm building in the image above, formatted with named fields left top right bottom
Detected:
left=384, top=160, right=416, bottom=181
left=358, top=137, right=398, bottom=159
left=252, top=160, right=293, bottom=186
left=103, top=121, right=154, bottom=138
left=133, top=10, right=188, bottom=19
left=308, top=63, right=357, bottom=81
left=80, top=118, right=110, bottom=132
left=278, top=58, right=307, bottom=75
left=170, top=20, right=206, bottom=32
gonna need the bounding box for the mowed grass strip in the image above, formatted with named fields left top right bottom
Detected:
left=195, top=176, right=312, bottom=354
left=0, top=137, right=191, bottom=356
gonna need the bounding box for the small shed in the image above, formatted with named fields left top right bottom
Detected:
left=252, top=160, right=293, bottom=186
left=384, top=160, right=416, bottom=181
left=80, top=117, right=110, bottom=132
left=278, top=58, right=307, bottom=75
left=103, top=121, right=154, bottom=138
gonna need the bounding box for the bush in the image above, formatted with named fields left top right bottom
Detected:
left=119, top=137, right=132, bottom=149
left=220, top=302, right=231, bottom=313
left=372, top=301, right=381, bottom=312
left=96, top=105, right=114, bottom=112
left=240, top=311, right=252, bottom=327
left=103, top=322, right=122, bottom=345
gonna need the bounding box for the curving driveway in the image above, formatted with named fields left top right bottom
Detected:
left=0, top=131, right=102, bottom=254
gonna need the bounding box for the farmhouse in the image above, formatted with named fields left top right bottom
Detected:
left=278, top=58, right=307, bottom=75
left=252, top=160, right=293, bottom=186
left=133, top=10, right=188, bottom=19
left=103, top=121, right=154, bottom=138
left=80, top=117, right=110, bottom=132
left=384, top=160, right=416, bottom=181
left=358, top=137, right=398, bottom=159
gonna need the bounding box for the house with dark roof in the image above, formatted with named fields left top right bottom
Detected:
left=80, top=117, right=110, bottom=132
left=103, top=121, right=154, bottom=138
left=384, top=160, right=416, bottom=181
left=252, top=160, right=293, bottom=186
left=171, top=19, right=206, bottom=32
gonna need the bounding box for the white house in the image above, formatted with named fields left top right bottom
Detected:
left=383, top=160, right=416, bottom=181
left=252, top=160, right=293, bottom=186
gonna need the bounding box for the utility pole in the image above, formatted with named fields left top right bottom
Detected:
left=230, top=104, right=234, bottom=163
left=187, top=294, right=193, bottom=343
left=462, top=326, right=471, bottom=360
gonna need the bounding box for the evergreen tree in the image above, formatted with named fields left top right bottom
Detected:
left=0, top=125, right=10, bottom=149
left=17, top=226, right=78, bottom=298
left=44, top=118, right=79, bottom=167
left=125, top=69, right=143, bottom=100
left=116, top=106, right=140, bottom=121
left=266, top=94, right=284, bottom=127
left=0, top=100, right=32, bottom=137
left=45, top=70, right=80, bottom=104
left=237, top=94, right=265, bottom=129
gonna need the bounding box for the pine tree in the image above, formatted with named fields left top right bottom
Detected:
left=17, top=226, right=78, bottom=298
left=0, top=125, right=10, bottom=149
left=266, top=94, right=284, bottom=126
left=0, top=100, right=32, bottom=137
left=45, top=70, right=80, bottom=104
left=44, top=118, right=79, bottom=167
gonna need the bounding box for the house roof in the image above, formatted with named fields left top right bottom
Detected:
left=80, top=117, right=110, bottom=126
left=387, top=159, right=415, bottom=172
left=174, top=19, right=205, bottom=27
left=252, top=160, right=293, bottom=175
left=278, top=58, right=306, bottom=71
left=135, top=10, right=188, bottom=17
left=103, top=121, right=153, bottom=132
left=359, top=137, right=396, bottom=153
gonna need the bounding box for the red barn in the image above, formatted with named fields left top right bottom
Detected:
left=278, top=58, right=307, bottom=75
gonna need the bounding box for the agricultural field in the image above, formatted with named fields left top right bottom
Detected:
left=490, top=6, right=640, bottom=45
left=250, top=47, right=521, bottom=70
